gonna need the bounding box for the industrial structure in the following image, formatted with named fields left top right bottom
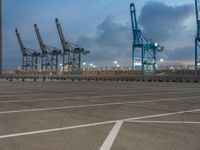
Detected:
left=2, top=1, right=200, bottom=78
left=55, top=18, right=73, bottom=72
left=195, top=0, right=200, bottom=73
left=130, top=3, right=164, bottom=74
left=55, top=18, right=89, bottom=72
left=15, top=29, right=41, bottom=71
left=34, top=24, right=61, bottom=73
left=13, top=19, right=89, bottom=74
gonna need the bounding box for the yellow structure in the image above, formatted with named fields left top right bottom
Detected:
left=81, top=70, right=134, bottom=76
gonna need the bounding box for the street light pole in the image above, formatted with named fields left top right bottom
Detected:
left=0, top=0, right=2, bottom=75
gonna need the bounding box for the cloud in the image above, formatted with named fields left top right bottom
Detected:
left=78, top=17, right=132, bottom=65
left=166, top=46, right=194, bottom=61
left=78, top=4, right=195, bottom=66
left=138, top=1, right=194, bottom=42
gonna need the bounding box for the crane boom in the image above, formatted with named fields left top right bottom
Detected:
left=15, top=28, right=27, bottom=56
left=130, top=3, right=138, bottom=32
left=34, top=24, right=48, bottom=53
left=55, top=18, right=70, bottom=52
left=130, top=3, right=144, bottom=47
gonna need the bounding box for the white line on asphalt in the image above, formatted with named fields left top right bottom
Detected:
left=0, top=108, right=199, bottom=139
left=0, top=91, right=187, bottom=103
left=123, top=109, right=200, bottom=122
left=0, top=89, right=159, bottom=98
left=1, top=90, right=200, bottom=103
left=0, top=93, right=45, bottom=98
left=0, top=96, right=200, bottom=114
left=99, top=121, right=123, bottom=150
left=127, top=120, right=200, bottom=124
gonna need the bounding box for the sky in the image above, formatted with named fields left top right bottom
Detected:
left=2, top=0, right=195, bottom=69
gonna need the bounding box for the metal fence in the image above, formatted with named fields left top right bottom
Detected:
left=2, top=65, right=200, bottom=76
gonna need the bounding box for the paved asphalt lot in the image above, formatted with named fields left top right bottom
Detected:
left=0, top=80, right=199, bottom=150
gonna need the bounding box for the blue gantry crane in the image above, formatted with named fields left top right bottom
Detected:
left=195, top=0, right=200, bottom=73
left=130, top=3, right=164, bottom=74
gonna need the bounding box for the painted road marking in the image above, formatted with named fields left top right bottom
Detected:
left=0, top=108, right=199, bottom=139
left=0, top=96, right=200, bottom=114
left=99, top=121, right=123, bottom=150
left=0, top=93, right=45, bottom=98
left=1, top=89, right=200, bottom=103
left=127, top=120, right=200, bottom=124
left=0, top=95, right=200, bottom=114
left=0, top=91, right=194, bottom=103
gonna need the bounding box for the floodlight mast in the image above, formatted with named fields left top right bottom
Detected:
left=0, top=0, right=2, bottom=75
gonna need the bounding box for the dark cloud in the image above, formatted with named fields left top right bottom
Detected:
left=95, top=17, right=130, bottom=48
left=139, top=1, right=194, bottom=42
left=78, top=17, right=132, bottom=63
left=166, top=46, right=194, bottom=61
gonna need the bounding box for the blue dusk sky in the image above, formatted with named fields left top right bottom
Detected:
left=3, top=0, right=195, bottom=69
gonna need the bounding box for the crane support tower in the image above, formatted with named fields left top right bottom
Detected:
left=55, top=18, right=89, bottom=72
left=34, top=24, right=61, bottom=73
left=195, top=0, right=200, bottom=73
left=130, top=3, right=164, bottom=74
left=15, top=28, right=41, bottom=71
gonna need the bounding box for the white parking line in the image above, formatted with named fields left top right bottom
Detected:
left=0, top=91, right=191, bottom=103
left=0, top=108, right=199, bottom=139
left=0, top=96, right=200, bottom=114
left=99, top=121, right=123, bottom=150
left=0, top=93, right=46, bottom=98
left=0, top=89, right=156, bottom=98
left=1, top=89, right=200, bottom=104
left=127, top=120, right=200, bottom=124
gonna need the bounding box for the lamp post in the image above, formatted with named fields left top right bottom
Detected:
left=0, top=0, right=2, bottom=75
left=160, top=59, right=164, bottom=63
left=114, top=61, right=118, bottom=65
left=82, top=62, right=87, bottom=70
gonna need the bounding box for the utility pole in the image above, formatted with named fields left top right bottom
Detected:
left=0, top=0, right=2, bottom=75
